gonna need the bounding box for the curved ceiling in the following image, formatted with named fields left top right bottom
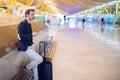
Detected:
left=42, top=0, right=114, bottom=15
left=0, top=0, right=115, bottom=15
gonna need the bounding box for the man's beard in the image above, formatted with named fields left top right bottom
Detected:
left=30, top=18, right=34, bottom=21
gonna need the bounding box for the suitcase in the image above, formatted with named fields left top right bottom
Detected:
left=38, top=41, right=53, bottom=80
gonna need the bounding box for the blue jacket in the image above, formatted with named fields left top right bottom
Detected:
left=18, top=19, right=33, bottom=51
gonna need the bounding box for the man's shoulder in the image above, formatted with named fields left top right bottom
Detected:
left=19, top=20, right=27, bottom=26
left=20, top=19, right=27, bottom=24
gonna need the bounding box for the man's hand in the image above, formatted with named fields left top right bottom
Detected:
left=5, top=47, right=12, bottom=52
left=32, top=32, right=39, bottom=36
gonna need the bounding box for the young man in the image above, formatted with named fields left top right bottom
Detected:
left=18, top=9, right=43, bottom=80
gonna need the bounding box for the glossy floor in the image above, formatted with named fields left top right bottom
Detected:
left=52, top=23, right=120, bottom=80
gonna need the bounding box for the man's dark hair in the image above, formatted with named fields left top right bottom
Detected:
left=25, top=9, right=35, bottom=17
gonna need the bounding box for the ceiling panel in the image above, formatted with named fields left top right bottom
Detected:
left=16, top=0, right=115, bottom=15
left=42, top=0, right=114, bottom=14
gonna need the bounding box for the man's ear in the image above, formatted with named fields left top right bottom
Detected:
left=26, top=14, right=29, bottom=17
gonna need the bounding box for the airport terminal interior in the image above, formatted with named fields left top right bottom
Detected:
left=0, top=0, right=120, bottom=80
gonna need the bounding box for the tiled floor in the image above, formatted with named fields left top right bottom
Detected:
left=52, top=26, right=120, bottom=80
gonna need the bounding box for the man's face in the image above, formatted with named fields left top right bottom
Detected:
left=27, top=11, right=34, bottom=21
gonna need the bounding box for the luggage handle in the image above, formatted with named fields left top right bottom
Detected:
left=39, top=36, right=53, bottom=54
left=39, top=41, right=46, bottom=60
